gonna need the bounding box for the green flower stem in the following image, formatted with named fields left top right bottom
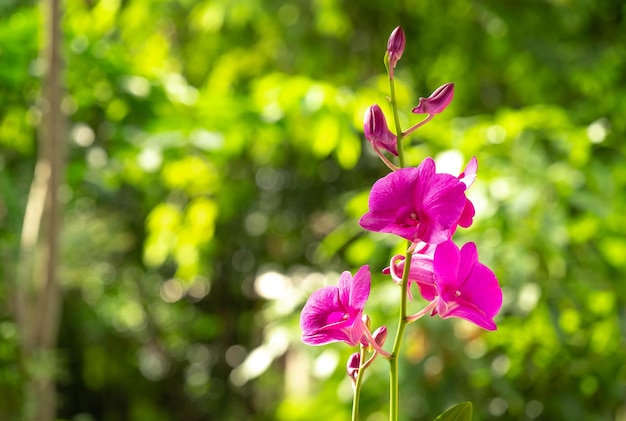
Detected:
left=352, top=347, right=367, bottom=421
left=388, top=76, right=405, bottom=169
left=387, top=73, right=411, bottom=421
left=389, top=242, right=413, bottom=421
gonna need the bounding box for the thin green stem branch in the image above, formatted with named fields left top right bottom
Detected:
left=388, top=243, right=413, bottom=421
left=352, top=347, right=367, bottom=421
left=387, top=72, right=413, bottom=421
left=388, top=77, right=405, bottom=169
left=403, top=114, right=433, bottom=137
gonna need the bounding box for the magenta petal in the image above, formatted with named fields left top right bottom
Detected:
left=416, top=281, right=437, bottom=302
left=459, top=156, right=478, bottom=188
left=457, top=242, right=478, bottom=286
left=417, top=174, right=467, bottom=244
left=337, top=271, right=352, bottom=310
left=433, top=240, right=460, bottom=290
left=359, top=167, right=420, bottom=240
left=349, top=265, right=371, bottom=310
left=300, top=287, right=343, bottom=345
left=457, top=199, right=475, bottom=228
left=416, top=156, right=437, bottom=179
left=458, top=261, right=502, bottom=319
left=439, top=300, right=498, bottom=331
left=439, top=265, right=500, bottom=330
left=414, top=158, right=465, bottom=243
left=456, top=157, right=477, bottom=228
left=359, top=212, right=392, bottom=235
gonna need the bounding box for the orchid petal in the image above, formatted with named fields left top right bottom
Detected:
left=350, top=265, right=371, bottom=311
left=433, top=240, right=460, bottom=290
left=457, top=199, right=475, bottom=228
left=459, top=156, right=478, bottom=188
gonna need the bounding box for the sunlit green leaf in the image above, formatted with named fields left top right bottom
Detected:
left=433, top=402, right=473, bottom=421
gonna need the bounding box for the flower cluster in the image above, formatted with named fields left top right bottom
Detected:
left=372, top=155, right=501, bottom=331
left=299, top=26, right=502, bottom=419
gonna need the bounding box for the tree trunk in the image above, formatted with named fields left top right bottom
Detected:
left=15, top=0, right=65, bottom=419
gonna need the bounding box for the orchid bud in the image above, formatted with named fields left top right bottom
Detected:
left=346, top=352, right=361, bottom=381
left=386, top=26, right=405, bottom=73
left=372, top=326, right=388, bottom=347
left=411, top=83, right=455, bottom=115
left=363, top=104, right=398, bottom=156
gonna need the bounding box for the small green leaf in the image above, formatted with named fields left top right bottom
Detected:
left=433, top=401, right=473, bottom=421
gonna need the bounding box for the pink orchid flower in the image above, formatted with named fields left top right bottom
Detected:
left=300, top=266, right=371, bottom=346
left=359, top=158, right=467, bottom=244
left=411, top=240, right=502, bottom=330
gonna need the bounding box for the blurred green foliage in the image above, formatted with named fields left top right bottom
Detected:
left=1, top=0, right=625, bottom=420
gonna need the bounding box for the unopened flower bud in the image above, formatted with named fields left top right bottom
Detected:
left=346, top=352, right=361, bottom=381
left=386, top=26, right=405, bottom=72
left=411, top=83, right=455, bottom=115
left=363, top=104, right=398, bottom=156
left=372, top=326, right=388, bottom=347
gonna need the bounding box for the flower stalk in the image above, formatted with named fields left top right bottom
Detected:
left=351, top=347, right=366, bottom=421
left=386, top=39, right=412, bottom=419
left=389, top=241, right=413, bottom=421
left=388, top=76, right=405, bottom=169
